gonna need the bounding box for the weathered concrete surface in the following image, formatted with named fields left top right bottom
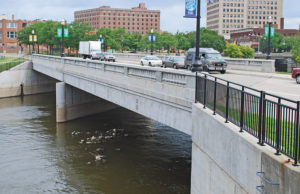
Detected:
left=0, top=61, right=56, bottom=98
left=191, top=103, right=300, bottom=194
left=261, top=152, right=300, bottom=194
left=33, top=56, right=195, bottom=135
left=225, top=57, right=275, bottom=73
left=56, top=82, right=118, bottom=122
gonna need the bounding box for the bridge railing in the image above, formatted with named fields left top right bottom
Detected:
left=196, top=73, right=300, bottom=166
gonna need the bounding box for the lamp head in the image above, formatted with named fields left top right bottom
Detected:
left=268, top=16, right=272, bottom=24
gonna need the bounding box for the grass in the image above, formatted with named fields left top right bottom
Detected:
left=276, top=72, right=292, bottom=75
left=204, top=101, right=298, bottom=159
left=0, top=57, right=27, bottom=72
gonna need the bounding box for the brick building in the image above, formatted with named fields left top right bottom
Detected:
left=74, top=3, right=160, bottom=35
left=0, top=14, right=35, bottom=53
left=206, top=0, right=283, bottom=38
left=230, top=27, right=298, bottom=51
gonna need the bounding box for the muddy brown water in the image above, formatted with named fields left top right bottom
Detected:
left=0, top=93, right=191, bottom=194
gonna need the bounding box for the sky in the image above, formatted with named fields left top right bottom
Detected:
left=0, top=0, right=299, bottom=33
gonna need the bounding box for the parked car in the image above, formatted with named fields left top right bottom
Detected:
left=292, top=68, right=300, bottom=84
left=140, top=56, right=162, bottom=67
left=184, top=48, right=227, bottom=73
left=100, top=52, right=116, bottom=62
left=162, top=56, right=185, bottom=69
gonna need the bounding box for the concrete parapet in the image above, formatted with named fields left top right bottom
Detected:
left=225, top=57, right=275, bottom=73
left=191, top=103, right=300, bottom=194
left=56, top=82, right=117, bottom=122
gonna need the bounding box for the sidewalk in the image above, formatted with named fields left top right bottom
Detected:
left=226, top=69, right=292, bottom=80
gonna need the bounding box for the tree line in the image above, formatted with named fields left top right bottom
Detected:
left=17, top=21, right=226, bottom=55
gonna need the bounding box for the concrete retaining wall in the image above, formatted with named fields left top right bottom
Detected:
left=191, top=103, right=300, bottom=194
left=225, top=57, right=275, bottom=73
left=0, top=61, right=56, bottom=98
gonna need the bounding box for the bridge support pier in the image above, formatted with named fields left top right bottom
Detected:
left=56, top=82, right=117, bottom=122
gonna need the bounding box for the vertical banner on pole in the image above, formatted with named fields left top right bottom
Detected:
left=184, top=0, right=197, bottom=18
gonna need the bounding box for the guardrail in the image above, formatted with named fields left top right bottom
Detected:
left=196, top=73, right=300, bottom=165
left=224, top=57, right=275, bottom=73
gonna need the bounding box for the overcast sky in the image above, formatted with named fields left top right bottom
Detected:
left=1, top=0, right=299, bottom=33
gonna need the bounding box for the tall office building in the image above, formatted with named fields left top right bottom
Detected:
left=206, top=0, right=283, bottom=38
left=74, top=3, right=160, bottom=35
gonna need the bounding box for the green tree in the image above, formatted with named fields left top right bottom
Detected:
left=160, top=32, right=176, bottom=53
left=291, top=30, right=300, bottom=63
left=175, top=32, right=190, bottom=51
left=224, top=44, right=243, bottom=58
left=240, top=45, right=255, bottom=58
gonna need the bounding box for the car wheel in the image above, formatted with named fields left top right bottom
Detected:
left=162, top=63, right=166, bottom=68
left=220, top=70, right=226, bottom=74
left=140, top=61, right=144, bottom=66
left=149, top=62, right=152, bottom=66
left=296, top=75, right=300, bottom=84
left=173, top=64, right=177, bottom=69
left=113, top=60, right=116, bottom=62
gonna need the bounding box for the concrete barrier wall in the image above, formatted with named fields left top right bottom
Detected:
left=225, top=57, right=275, bottom=73
left=191, top=103, right=300, bottom=194
left=0, top=61, right=56, bottom=98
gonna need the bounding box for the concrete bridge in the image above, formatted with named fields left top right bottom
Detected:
left=30, top=55, right=300, bottom=194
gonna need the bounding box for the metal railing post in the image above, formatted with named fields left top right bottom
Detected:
left=293, top=101, right=300, bottom=166
left=225, top=82, right=230, bottom=123
left=195, top=72, right=198, bottom=103
left=258, top=91, right=264, bottom=145
left=213, top=77, right=217, bottom=115
left=203, top=74, right=207, bottom=109
left=240, top=86, right=245, bottom=132
left=262, top=92, right=266, bottom=146
left=275, top=98, right=281, bottom=155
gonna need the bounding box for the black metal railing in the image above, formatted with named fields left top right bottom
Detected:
left=195, top=73, right=300, bottom=166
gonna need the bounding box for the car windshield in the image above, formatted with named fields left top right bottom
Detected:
left=206, top=53, right=223, bottom=60
left=147, top=56, right=160, bottom=60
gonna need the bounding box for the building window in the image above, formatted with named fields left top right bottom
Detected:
left=7, top=31, right=17, bottom=38
left=0, top=23, right=2, bottom=28
left=6, top=23, right=17, bottom=28
left=0, top=32, right=2, bottom=39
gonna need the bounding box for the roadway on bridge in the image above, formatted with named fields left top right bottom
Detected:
left=112, top=56, right=299, bottom=102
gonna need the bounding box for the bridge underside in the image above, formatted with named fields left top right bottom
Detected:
left=33, top=58, right=193, bottom=135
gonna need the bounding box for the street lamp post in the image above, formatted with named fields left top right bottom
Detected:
left=32, top=30, right=35, bottom=54
left=266, top=16, right=272, bottom=59
left=61, top=19, right=66, bottom=57
left=99, top=34, right=103, bottom=52
left=192, top=0, right=202, bottom=72
left=150, top=29, right=154, bottom=55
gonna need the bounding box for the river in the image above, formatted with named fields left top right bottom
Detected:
left=0, top=93, right=191, bottom=194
